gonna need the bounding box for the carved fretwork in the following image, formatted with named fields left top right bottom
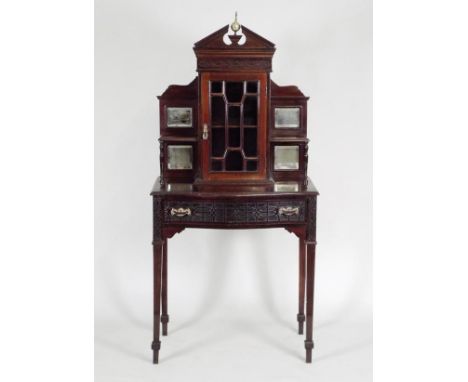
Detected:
left=164, top=200, right=306, bottom=224
left=153, top=197, right=162, bottom=242
left=306, top=197, right=317, bottom=242
left=197, top=57, right=272, bottom=72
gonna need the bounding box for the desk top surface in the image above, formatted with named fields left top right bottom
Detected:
left=151, top=177, right=319, bottom=198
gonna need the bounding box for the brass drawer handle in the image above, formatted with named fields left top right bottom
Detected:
left=278, top=206, right=299, bottom=216
left=170, top=207, right=192, bottom=217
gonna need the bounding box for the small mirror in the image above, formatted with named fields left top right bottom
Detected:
left=274, top=182, right=299, bottom=192
left=274, top=146, right=299, bottom=170
left=274, top=107, right=300, bottom=128
left=166, top=183, right=193, bottom=192
left=167, top=107, right=192, bottom=127
left=167, top=145, right=193, bottom=170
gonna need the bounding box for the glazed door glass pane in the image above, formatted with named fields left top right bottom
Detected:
left=274, top=107, right=300, bottom=128
left=274, top=146, right=299, bottom=170
left=210, top=80, right=259, bottom=172
left=167, top=145, right=193, bottom=170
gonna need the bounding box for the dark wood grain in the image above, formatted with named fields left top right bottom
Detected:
left=152, top=240, right=163, bottom=364
left=193, top=25, right=275, bottom=73
left=151, top=188, right=318, bottom=364
left=151, top=22, right=318, bottom=364
left=298, top=238, right=306, bottom=334
left=161, top=239, right=168, bottom=336
left=305, top=241, right=316, bottom=363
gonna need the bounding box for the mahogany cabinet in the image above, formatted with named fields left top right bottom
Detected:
left=151, top=17, right=318, bottom=364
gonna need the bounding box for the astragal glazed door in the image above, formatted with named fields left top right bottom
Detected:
left=200, top=72, right=268, bottom=181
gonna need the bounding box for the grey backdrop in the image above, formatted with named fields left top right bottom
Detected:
left=95, top=0, right=372, bottom=380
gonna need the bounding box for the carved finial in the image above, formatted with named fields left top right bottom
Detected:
left=230, top=12, right=241, bottom=35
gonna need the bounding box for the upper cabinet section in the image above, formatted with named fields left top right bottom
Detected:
left=157, top=78, right=199, bottom=185
left=158, top=77, right=198, bottom=137
left=270, top=81, right=309, bottom=138
left=156, top=16, right=311, bottom=188
left=193, top=25, right=276, bottom=73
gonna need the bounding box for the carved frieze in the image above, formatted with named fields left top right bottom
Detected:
left=153, top=197, right=162, bottom=242
left=306, top=196, right=317, bottom=242
left=164, top=200, right=306, bottom=224
left=197, top=57, right=272, bottom=72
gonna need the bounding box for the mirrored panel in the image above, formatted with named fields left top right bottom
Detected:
left=167, top=145, right=193, bottom=170
left=274, top=107, right=300, bottom=128
left=274, top=182, right=300, bottom=192
left=166, top=183, right=193, bottom=192
left=274, top=146, right=299, bottom=170
left=167, top=107, right=192, bottom=127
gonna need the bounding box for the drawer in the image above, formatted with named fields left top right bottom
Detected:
left=163, top=200, right=306, bottom=224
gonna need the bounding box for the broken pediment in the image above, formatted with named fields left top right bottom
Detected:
left=193, top=25, right=276, bottom=73
left=193, top=25, right=276, bottom=51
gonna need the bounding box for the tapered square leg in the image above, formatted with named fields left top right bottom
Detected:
left=297, top=238, right=306, bottom=334
left=305, top=241, right=316, bottom=363
left=152, top=240, right=163, bottom=364
left=161, top=239, right=169, bottom=336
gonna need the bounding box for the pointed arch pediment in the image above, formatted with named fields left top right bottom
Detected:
left=193, top=25, right=275, bottom=72
left=194, top=25, right=276, bottom=51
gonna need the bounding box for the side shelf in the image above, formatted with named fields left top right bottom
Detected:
left=158, top=78, right=199, bottom=184
left=269, top=81, right=310, bottom=184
